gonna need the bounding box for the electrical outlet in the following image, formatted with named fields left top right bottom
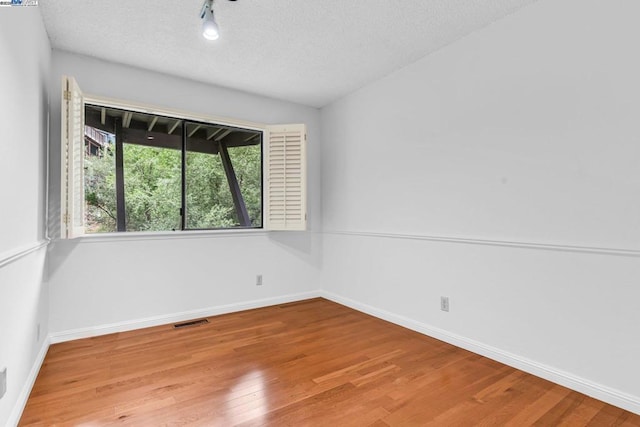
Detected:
left=256, top=274, right=263, bottom=286
left=0, top=367, right=6, bottom=399
left=440, top=296, right=450, bottom=312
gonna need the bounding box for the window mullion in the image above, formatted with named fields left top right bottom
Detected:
left=114, top=118, right=126, bottom=232
left=180, top=121, right=187, bottom=231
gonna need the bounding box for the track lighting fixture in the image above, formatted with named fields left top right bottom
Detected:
left=200, top=0, right=236, bottom=41
left=201, top=0, right=219, bottom=40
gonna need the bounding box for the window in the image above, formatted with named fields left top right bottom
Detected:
left=82, top=106, right=262, bottom=233
left=61, top=76, right=306, bottom=238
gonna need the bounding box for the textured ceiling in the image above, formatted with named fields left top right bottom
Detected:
left=39, top=0, right=537, bottom=108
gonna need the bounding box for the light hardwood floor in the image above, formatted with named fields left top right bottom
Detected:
left=20, top=298, right=640, bottom=426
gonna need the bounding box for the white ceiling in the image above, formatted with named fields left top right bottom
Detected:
left=39, top=0, right=537, bottom=108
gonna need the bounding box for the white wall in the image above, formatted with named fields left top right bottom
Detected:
left=0, top=7, right=51, bottom=426
left=47, top=51, right=322, bottom=336
left=321, top=0, right=640, bottom=413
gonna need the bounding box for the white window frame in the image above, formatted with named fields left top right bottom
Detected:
left=60, top=76, right=307, bottom=238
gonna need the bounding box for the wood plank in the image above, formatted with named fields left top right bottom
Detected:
left=147, top=116, right=158, bottom=131
left=19, top=299, right=640, bottom=426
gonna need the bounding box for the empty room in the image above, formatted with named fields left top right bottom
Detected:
left=1, top=0, right=639, bottom=425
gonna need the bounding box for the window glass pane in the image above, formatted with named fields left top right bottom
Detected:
left=185, top=122, right=262, bottom=229
left=84, top=125, right=117, bottom=233
left=123, top=144, right=181, bottom=232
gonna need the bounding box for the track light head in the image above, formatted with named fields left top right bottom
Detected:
left=201, top=0, right=219, bottom=41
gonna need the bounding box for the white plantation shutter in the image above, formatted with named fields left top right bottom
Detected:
left=265, top=124, right=307, bottom=230
left=60, top=76, right=85, bottom=238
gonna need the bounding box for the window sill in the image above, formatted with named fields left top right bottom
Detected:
left=59, top=228, right=268, bottom=244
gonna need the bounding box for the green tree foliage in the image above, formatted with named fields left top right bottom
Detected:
left=228, top=145, right=262, bottom=226
left=123, top=144, right=181, bottom=231
left=85, top=146, right=117, bottom=233
left=185, top=150, right=235, bottom=229
left=84, top=138, right=262, bottom=233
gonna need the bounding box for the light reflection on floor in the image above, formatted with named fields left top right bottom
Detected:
left=222, top=368, right=270, bottom=424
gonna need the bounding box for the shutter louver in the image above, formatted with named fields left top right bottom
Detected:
left=61, top=76, right=85, bottom=239
left=265, top=124, right=307, bottom=231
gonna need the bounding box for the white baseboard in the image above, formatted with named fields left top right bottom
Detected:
left=49, top=291, right=321, bottom=344
left=320, top=290, right=640, bottom=416
left=7, top=337, right=51, bottom=427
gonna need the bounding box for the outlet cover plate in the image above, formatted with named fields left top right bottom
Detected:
left=0, top=367, right=6, bottom=399
left=440, top=296, right=450, bottom=312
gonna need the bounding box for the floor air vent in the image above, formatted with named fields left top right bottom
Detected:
left=173, top=318, right=209, bottom=329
